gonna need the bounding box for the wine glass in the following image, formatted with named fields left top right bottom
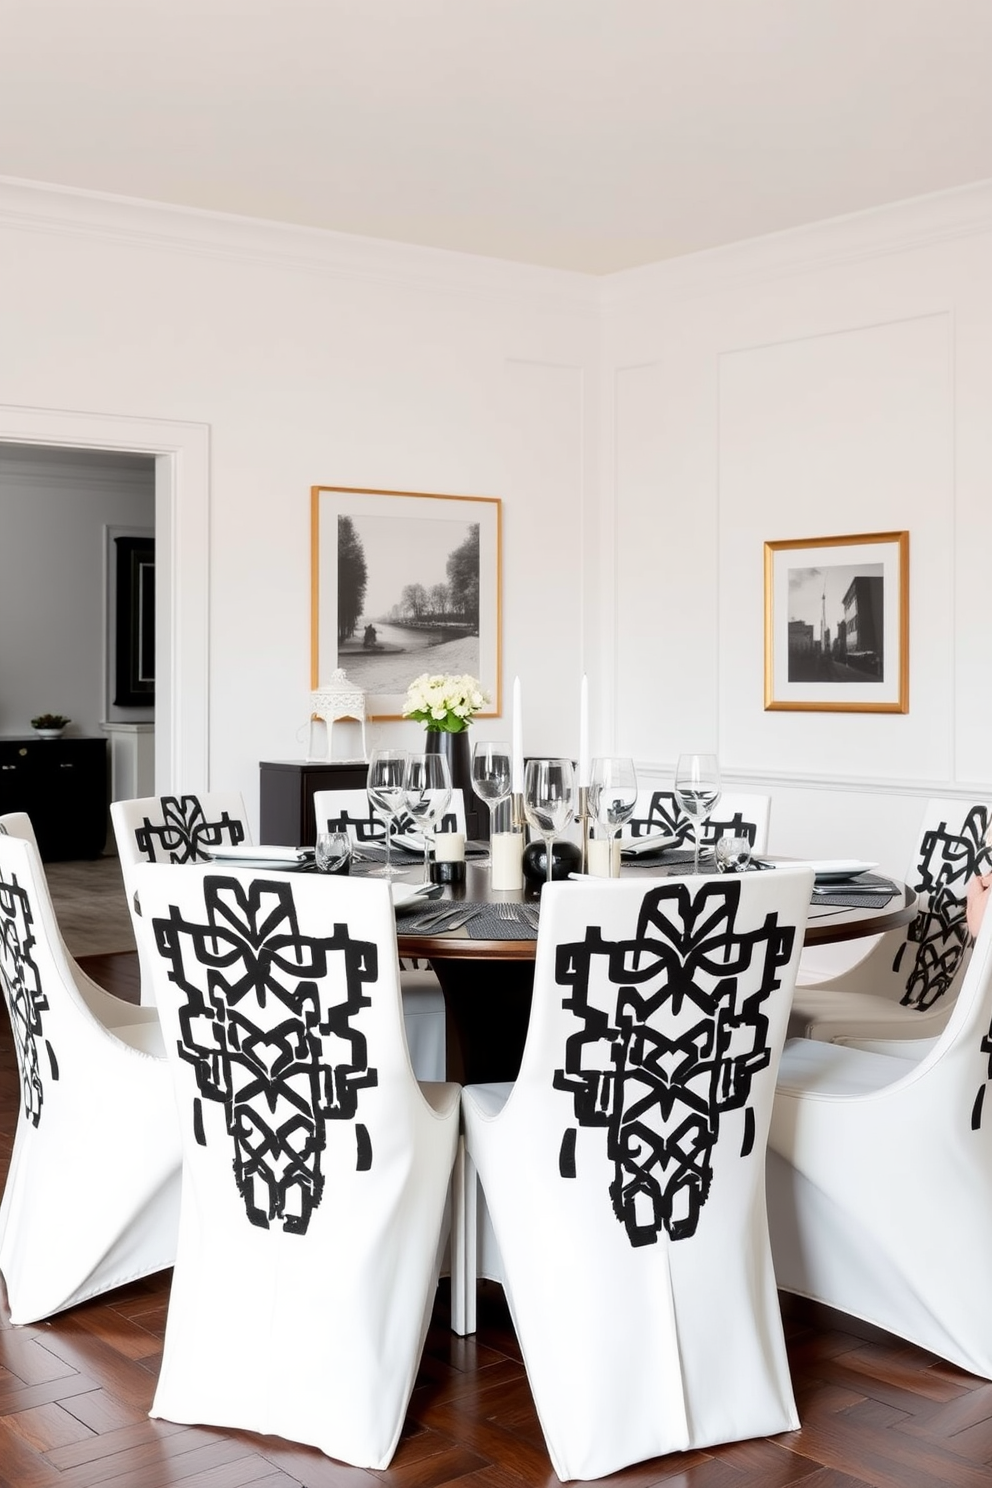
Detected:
left=523, top=758, right=576, bottom=888
left=471, top=741, right=513, bottom=860
left=674, top=753, right=722, bottom=874
left=404, top=753, right=452, bottom=882
left=366, top=748, right=409, bottom=878
left=588, top=757, right=637, bottom=877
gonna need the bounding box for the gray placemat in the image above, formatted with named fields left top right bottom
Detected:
left=811, top=874, right=899, bottom=909
left=402, top=903, right=538, bottom=939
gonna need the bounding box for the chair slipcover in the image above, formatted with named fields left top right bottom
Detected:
left=312, top=785, right=467, bottom=844
left=313, top=787, right=460, bottom=1081
left=112, top=791, right=445, bottom=1077
left=768, top=896, right=992, bottom=1378
left=0, top=829, right=181, bottom=1324
left=0, top=811, right=164, bottom=1037
left=627, top=789, right=771, bottom=853
left=790, top=798, right=989, bottom=1041
left=132, top=863, right=459, bottom=1469
left=460, top=869, right=813, bottom=1481
left=111, top=792, right=251, bottom=1006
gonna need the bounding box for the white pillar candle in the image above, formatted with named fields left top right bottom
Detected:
left=587, top=837, right=620, bottom=878
left=511, top=676, right=524, bottom=794
left=434, top=832, right=465, bottom=863
left=578, top=673, right=590, bottom=786
left=490, top=832, right=524, bottom=891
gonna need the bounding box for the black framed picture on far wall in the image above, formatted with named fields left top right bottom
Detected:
left=763, top=530, right=909, bottom=714
left=113, top=533, right=155, bottom=706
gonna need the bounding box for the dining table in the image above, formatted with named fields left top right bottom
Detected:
left=373, top=844, right=920, bottom=1084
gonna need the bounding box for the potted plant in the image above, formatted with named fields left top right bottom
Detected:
left=31, top=713, right=71, bottom=739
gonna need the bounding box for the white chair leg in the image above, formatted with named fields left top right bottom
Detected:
left=450, top=1136, right=478, bottom=1336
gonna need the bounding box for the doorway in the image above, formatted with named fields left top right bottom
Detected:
left=0, top=404, right=209, bottom=791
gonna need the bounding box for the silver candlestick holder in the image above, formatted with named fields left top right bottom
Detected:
left=578, top=785, right=590, bottom=874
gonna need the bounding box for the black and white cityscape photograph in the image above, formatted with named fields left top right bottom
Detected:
left=787, top=562, right=884, bottom=684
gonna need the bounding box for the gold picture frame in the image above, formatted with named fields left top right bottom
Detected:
left=311, top=485, right=502, bottom=721
left=764, top=531, right=909, bottom=713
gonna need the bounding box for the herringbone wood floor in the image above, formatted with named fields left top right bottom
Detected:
left=4, top=952, right=992, bottom=1486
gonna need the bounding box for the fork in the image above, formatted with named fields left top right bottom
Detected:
left=494, top=902, right=519, bottom=924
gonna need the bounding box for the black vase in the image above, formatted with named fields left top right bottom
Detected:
left=522, top=838, right=582, bottom=885
left=424, top=728, right=483, bottom=839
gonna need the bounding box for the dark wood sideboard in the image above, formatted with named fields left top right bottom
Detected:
left=259, top=757, right=487, bottom=847
left=259, top=760, right=370, bottom=848
left=0, top=736, right=108, bottom=860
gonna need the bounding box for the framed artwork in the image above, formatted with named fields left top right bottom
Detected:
left=113, top=533, right=155, bottom=706
left=311, top=486, right=502, bottom=720
left=764, top=531, right=909, bottom=713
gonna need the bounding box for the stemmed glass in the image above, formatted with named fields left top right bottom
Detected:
left=404, top=753, right=452, bottom=882
left=471, top=741, right=513, bottom=859
left=366, top=748, right=409, bottom=878
left=523, top=758, right=576, bottom=888
left=674, top=753, right=721, bottom=874
left=588, top=756, right=638, bottom=877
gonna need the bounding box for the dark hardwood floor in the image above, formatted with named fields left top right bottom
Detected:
left=3, top=952, right=992, bottom=1486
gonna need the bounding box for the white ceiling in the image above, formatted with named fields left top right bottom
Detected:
left=2, top=0, right=990, bottom=274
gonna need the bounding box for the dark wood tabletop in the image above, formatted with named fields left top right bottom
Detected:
left=389, top=853, right=918, bottom=961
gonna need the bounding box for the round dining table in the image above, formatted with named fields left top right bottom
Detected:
left=387, top=852, right=919, bottom=1084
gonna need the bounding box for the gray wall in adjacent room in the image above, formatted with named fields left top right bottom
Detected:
left=0, top=443, right=155, bottom=738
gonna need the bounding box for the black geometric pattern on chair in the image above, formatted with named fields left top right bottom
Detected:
left=895, top=804, right=990, bottom=1011
left=0, top=871, right=54, bottom=1126
left=552, top=880, right=795, bottom=1248
left=319, top=805, right=458, bottom=842
left=134, top=795, right=247, bottom=865
left=628, top=791, right=756, bottom=848
left=151, top=874, right=379, bottom=1234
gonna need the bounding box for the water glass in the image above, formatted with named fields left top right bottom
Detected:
left=715, top=835, right=752, bottom=873
left=315, top=831, right=351, bottom=875
left=523, top=758, right=576, bottom=888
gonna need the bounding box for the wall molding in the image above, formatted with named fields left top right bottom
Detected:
left=602, top=180, right=992, bottom=310
left=632, top=761, right=992, bottom=803
left=0, top=175, right=600, bottom=315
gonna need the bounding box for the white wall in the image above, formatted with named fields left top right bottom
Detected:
left=601, top=182, right=992, bottom=874
left=0, top=443, right=154, bottom=737
left=0, top=181, right=600, bottom=831
left=1, top=176, right=989, bottom=868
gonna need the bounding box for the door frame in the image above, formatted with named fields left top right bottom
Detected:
left=0, top=404, right=209, bottom=792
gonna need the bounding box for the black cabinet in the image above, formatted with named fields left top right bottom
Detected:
left=260, top=760, right=370, bottom=848
left=0, top=736, right=108, bottom=860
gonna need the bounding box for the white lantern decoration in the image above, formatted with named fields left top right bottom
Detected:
left=307, top=669, right=368, bottom=762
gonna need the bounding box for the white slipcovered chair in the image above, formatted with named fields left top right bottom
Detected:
left=627, top=788, right=771, bottom=853
left=0, top=827, right=181, bottom=1324
left=459, top=869, right=813, bottom=1481
left=312, top=785, right=467, bottom=847
left=131, top=862, right=460, bottom=1469
left=768, top=891, right=992, bottom=1379
left=111, top=792, right=251, bottom=1006
left=313, top=787, right=464, bottom=1082
left=789, top=798, right=990, bottom=1042
left=0, top=810, right=154, bottom=1030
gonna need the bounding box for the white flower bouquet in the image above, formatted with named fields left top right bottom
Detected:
left=402, top=673, right=489, bottom=733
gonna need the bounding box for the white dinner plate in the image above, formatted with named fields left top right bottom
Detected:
left=391, top=882, right=442, bottom=913
left=768, top=858, right=879, bottom=882
left=620, top=833, right=680, bottom=858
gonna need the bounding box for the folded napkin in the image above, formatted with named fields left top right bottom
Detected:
left=620, top=832, right=680, bottom=859
left=208, top=843, right=313, bottom=862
